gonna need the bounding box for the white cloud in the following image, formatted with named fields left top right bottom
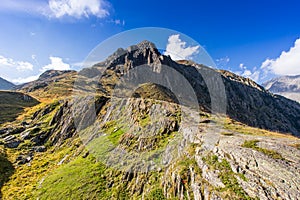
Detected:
left=16, top=62, right=34, bottom=71
left=260, top=38, right=300, bottom=76
left=48, top=0, right=109, bottom=18
left=239, top=63, right=246, bottom=70
left=0, top=0, right=110, bottom=19
left=11, top=75, right=40, bottom=85
left=111, top=19, right=125, bottom=25
left=164, top=34, right=200, bottom=60
left=235, top=38, right=300, bottom=83
left=236, top=64, right=260, bottom=82
left=216, top=57, right=230, bottom=68
left=0, top=55, right=33, bottom=71
left=41, top=56, right=71, bottom=71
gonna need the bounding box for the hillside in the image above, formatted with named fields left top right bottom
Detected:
left=0, top=41, right=300, bottom=199
left=0, top=77, right=15, bottom=90
left=0, top=91, right=39, bottom=124
left=263, top=75, right=300, bottom=102
left=16, top=70, right=77, bottom=102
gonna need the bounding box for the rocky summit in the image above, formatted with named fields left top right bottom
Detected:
left=0, top=41, right=300, bottom=200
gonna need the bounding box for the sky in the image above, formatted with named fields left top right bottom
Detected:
left=0, top=0, right=300, bottom=84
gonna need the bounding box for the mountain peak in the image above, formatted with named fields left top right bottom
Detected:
left=136, top=40, right=157, bottom=50
left=39, top=70, right=76, bottom=80
left=263, top=74, right=300, bottom=102
left=126, top=40, right=157, bottom=52
left=0, top=77, right=15, bottom=90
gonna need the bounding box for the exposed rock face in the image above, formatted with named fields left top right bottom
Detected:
left=263, top=75, right=300, bottom=102
left=221, top=71, right=300, bottom=136
left=0, top=77, right=15, bottom=90
left=3, top=135, right=21, bottom=148
left=80, top=41, right=300, bottom=136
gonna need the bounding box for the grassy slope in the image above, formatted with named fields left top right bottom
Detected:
left=26, top=78, right=75, bottom=102
left=1, top=93, right=300, bottom=199
left=0, top=91, right=39, bottom=124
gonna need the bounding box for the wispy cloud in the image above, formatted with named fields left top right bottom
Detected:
left=47, top=0, right=109, bottom=19
left=236, top=63, right=260, bottom=82
left=11, top=75, right=40, bottom=85
left=1, top=55, right=72, bottom=84
left=164, top=34, right=200, bottom=60
left=216, top=57, right=230, bottom=69
left=108, top=19, right=125, bottom=26
left=0, top=0, right=46, bottom=15
left=0, top=0, right=110, bottom=19
left=0, top=55, right=33, bottom=71
left=41, top=56, right=71, bottom=71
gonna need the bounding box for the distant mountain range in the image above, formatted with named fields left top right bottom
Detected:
left=263, top=75, right=300, bottom=102
left=0, top=77, right=15, bottom=90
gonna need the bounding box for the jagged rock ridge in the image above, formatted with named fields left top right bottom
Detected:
left=80, top=40, right=300, bottom=136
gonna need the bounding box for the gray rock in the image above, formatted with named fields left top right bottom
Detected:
left=5, top=139, right=21, bottom=148
left=34, top=146, right=46, bottom=152
left=3, top=135, right=16, bottom=142
left=16, top=154, right=33, bottom=165
left=20, top=131, right=31, bottom=140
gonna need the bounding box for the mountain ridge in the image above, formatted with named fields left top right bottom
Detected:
left=0, top=77, right=15, bottom=90
left=81, top=40, right=300, bottom=136
left=263, top=75, right=300, bottom=102
left=1, top=41, right=300, bottom=199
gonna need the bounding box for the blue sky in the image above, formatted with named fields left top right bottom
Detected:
left=0, top=0, right=300, bottom=84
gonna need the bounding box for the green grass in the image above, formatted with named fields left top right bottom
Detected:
left=242, top=140, right=284, bottom=160
left=146, top=188, right=166, bottom=200
left=139, top=115, right=151, bottom=127
left=36, top=155, right=109, bottom=200
left=1, top=138, right=83, bottom=199
left=242, top=140, right=260, bottom=149
left=108, top=128, right=126, bottom=145
left=221, top=132, right=234, bottom=136
left=0, top=147, right=14, bottom=199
